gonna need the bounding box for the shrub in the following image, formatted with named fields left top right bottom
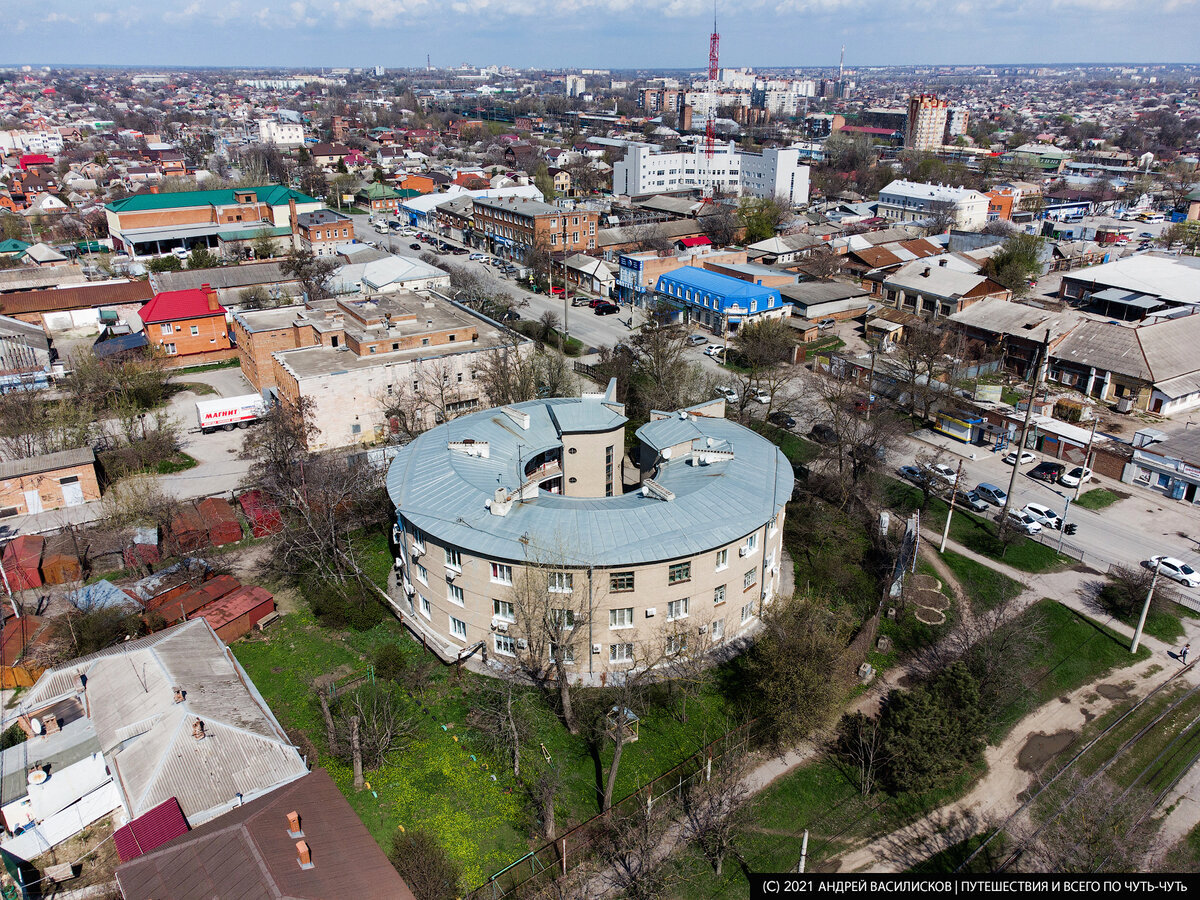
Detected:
left=374, top=642, right=407, bottom=683
left=306, top=580, right=386, bottom=630
left=388, top=829, right=462, bottom=900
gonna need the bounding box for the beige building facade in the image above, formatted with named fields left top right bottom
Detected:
left=385, top=388, right=792, bottom=681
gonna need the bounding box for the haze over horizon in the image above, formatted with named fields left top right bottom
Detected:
left=4, top=0, right=1199, bottom=71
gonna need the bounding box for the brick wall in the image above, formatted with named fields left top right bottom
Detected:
left=0, top=461, right=100, bottom=516
left=145, top=312, right=231, bottom=358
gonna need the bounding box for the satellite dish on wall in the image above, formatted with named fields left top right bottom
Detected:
left=30, top=718, right=43, bottom=736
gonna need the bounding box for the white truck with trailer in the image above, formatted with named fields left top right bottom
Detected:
left=195, top=394, right=268, bottom=434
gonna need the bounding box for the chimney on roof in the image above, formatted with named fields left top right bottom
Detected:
left=287, top=810, right=303, bottom=837
left=922, top=267, right=931, bottom=277
left=296, top=840, right=313, bottom=869
left=192, top=719, right=206, bottom=740
left=939, top=258, right=948, bottom=267
left=202, top=283, right=218, bottom=311
left=172, top=686, right=185, bottom=703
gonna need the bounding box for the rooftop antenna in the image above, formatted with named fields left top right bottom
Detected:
left=706, top=0, right=719, bottom=159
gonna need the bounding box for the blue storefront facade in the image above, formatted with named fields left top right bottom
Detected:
left=653, top=266, right=790, bottom=336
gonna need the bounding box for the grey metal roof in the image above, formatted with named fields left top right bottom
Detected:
left=548, top=401, right=626, bottom=434
left=1138, top=313, right=1200, bottom=382
left=1053, top=320, right=1151, bottom=380
left=386, top=398, right=792, bottom=567
left=150, top=262, right=293, bottom=293
left=0, top=446, right=95, bottom=480
left=21, top=620, right=306, bottom=825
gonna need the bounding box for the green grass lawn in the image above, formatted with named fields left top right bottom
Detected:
left=154, top=451, right=198, bottom=475
left=939, top=549, right=1023, bottom=613
left=1074, top=488, right=1120, bottom=511
left=989, top=599, right=1150, bottom=741
left=881, top=478, right=1067, bottom=574
left=751, top=421, right=820, bottom=466
left=174, top=357, right=241, bottom=373
left=234, top=596, right=741, bottom=892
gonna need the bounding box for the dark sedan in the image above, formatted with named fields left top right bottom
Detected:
left=594, top=303, right=620, bottom=315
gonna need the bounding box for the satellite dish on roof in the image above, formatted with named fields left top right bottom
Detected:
left=661, top=447, right=672, bottom=459
left=30, top=718, right=43, bottom=736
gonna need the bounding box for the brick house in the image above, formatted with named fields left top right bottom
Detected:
left=471, top=196, right=598, bottom=259
left=138, top=285, right=234, bottom=364
left=355, top=183, right=401, bottom=213
left=295, top=210, right=355, bottom=256
left=0, top=447, right=100, bottom=516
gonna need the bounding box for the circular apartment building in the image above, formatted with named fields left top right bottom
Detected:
left=385, top=381, right=793, bottom=680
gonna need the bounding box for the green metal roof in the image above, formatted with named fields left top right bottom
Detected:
left=107, top=185, right=317, bottom=213
left=356, top=183, right=400, bottom=200
left=0, top=239, right=31, bottom=255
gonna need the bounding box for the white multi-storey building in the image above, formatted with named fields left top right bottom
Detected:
left=614, top=143, right=810, bottom=206
left=257, top=119, right=306, bottom=148
left=876, top=179, right=989, bottom=230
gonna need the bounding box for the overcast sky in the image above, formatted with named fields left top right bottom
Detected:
left=9, top=0, right=1200, bottom=70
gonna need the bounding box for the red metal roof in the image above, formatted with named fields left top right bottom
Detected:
left=138, top=289, right=226, bottom=325
left=114, top=797, right=189, bottom=863
left=678, top=236, right=712, bottom=248
left=198, top=585, right=274, bottom=631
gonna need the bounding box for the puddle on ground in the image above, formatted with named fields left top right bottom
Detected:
left=1096, top=683, right=1131, bottom=701
left=1018, top=730, right=1077, bottom=772
left=1080, top=707, right=1095, bottom=723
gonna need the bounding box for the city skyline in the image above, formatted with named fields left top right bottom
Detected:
left=4, top=0, right=1200, bottom=70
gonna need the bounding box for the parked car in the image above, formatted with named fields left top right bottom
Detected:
left=925, top=462, right=959, bottom=487
left=686, top=334, right=708, bottom=346
left=999, top=509, right=1042, bottom=535
left=704, top=344, right=726, bottom=358
left=468, top=252, right=486, bottom=260
left=571, top=297, right=591, bottom=307
left=1022, top=502, right=1063, bottom=530
left=809, top=423, right=837, bottom=444
left=960, top=490, right=991, bottom=513
left=817, top=318, right=836, bottom=330
left=768, top=411, right=797, bottom=429
left=1003, top=450, right=1038, bottom=466
left=751, top=388, right=770, bottom=404
left=550, top=286, right=565, bottom=296
left=715, top=386, right=738, bottom=403
left=409, top=243, right=421, bottom=250
left=1143, top=556, right=1200, bottom=588
left=897, top=465, right=927, bottom=487
left=1058, top=466, right=1093, bottom=488
left=1028, top=461, right=1066, bottom=483
left=451, top=247, right=468, bottom=255
left=594, top=303, right=620, bottom=315
left=973, top=483, right=1008, bottom=506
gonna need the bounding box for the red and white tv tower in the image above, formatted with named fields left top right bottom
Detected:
left=705, top=3, right=719, bottom=158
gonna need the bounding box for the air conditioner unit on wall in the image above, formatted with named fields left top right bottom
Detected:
left=445, top=567, right=456, bottom=582
left=517, top=638, right=528, bottom=649
left=593, top=643, right=602, bottom=654
left=738, top=546, right=749, bottom=557
left=394, top=557, right=404, bottom=570
left=495, top=623, right=508, bottom=633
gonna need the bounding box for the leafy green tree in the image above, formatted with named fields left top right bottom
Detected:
left=878, top=662, right=985, bottom=794
left=335, top=157, right=349, bottom=174
left=147, top=254, right=182, bottom=273
left=737, top=196, right=788, bottom=242
left=533, top=162, right=556, bottom=201
left=187, top=246, right=219, bottom=270
left=251, top=228, right=279, bottom=260
left=983, top=232, right=1044, bottom=297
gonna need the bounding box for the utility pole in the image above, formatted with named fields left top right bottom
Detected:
left=1056, top=496, right=1073, bottom=555
left=1074, top=416, right=1099, bottom=502
left=865, top=343, right=878, bottom=422
left=999, top=329, right=1051, bottom=528
left=796, top=830, right=809, bottom=873
left=1131, top=559, right=1162, bottom=654
left=939, top=460, right=964, bottom=554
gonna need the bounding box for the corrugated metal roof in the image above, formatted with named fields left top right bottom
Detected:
left=113, top=797, right=189, bottom=862
left=1138, top=313, right=1200, bottom=381
left=20, top=620, right=306, bottom=824
left=0, top=446, right=94, bottom=480
left=1054, top=320, right=1151, bottom=380
left=386, top=398, right=792, bottom=567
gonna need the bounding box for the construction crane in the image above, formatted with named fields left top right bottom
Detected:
left=705, top=2, right=719, bottom=158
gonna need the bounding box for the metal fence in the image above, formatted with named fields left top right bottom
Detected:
left=573, top=360, right=604, bottom=384
left=1028, top=527, right=1088, bottom=563
left=467, top=719, right=762, bottom=898
left=1106, top=563, right=1200, bottom=615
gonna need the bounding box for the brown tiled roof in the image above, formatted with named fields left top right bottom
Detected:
left=0, top=280, right=154, bottom=317
left=116, top=768, right=416, bottom=900
left=849, top=246, right=902, bottom=269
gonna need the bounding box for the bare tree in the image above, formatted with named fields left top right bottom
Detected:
left=801, top=245, right=843, bottom=279
left=331, top=682, right=419, bottom=770
left=474, top=336, right=574, bottom=407
left=470, top=678, right=531, bottom=777
left=376, top=357, right=483, bottom=441
left=593, top=639, right=668, bottom=812
left=680, top=745, right=753, bottom=876
left=894, top=321, right=950, bottom=420
left=510, top=548, right=597, bottom=736
left=834, top=712, right=890, bottom=797
left=925, top=199, right=958, bottom=235
left=594, top=797, right=677, bottom=900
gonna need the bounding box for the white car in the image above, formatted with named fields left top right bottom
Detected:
left=751, top=388, right=770, bottom=404
left=1143, top=556, right=1200, bottom=588
left=1000, top=510, right=1042, bottom=535
left=172, top=247, right=190, bottom=260
left=1022, top=502, right=1063, bottom=531
left=926, top=463, right=959, bottom=487
left=704, top=344, right=726, bottom=358
left=1059, top=466, right=1093, bottom=488
left=1003, top=450, right=1037, bottom=466
left=715, top=386, right=738, bottom=403
left=686, top=334, right=708, bottom=346
left=468, top=252, right=486, bottom=261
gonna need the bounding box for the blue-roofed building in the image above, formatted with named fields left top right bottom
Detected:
left=654, top=266, right=790, bottom=336
left=384, top=379, right=792, bottom=682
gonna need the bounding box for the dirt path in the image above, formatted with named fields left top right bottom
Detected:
left=835, top=654, right=1176, bottom=873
